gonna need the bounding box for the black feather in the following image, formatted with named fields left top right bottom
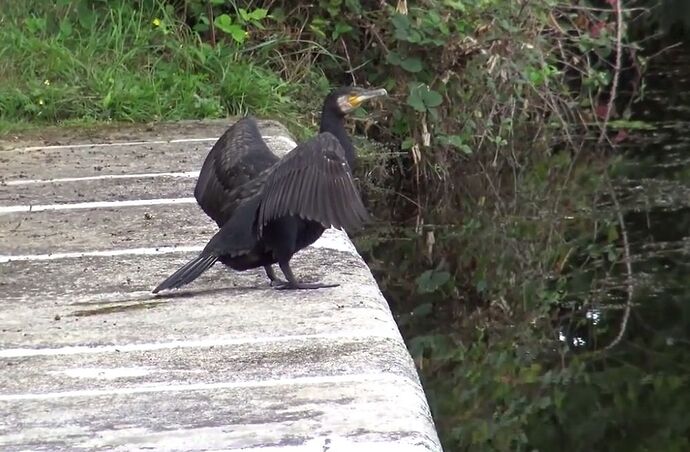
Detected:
left=195, top=117, right=279, bottom=227
left=256, top=132, right=370, bottom=234
left=152, top=253, right=219, bottom=293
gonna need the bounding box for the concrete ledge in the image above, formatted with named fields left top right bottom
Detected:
left=0, top=120, right=442, bottom=451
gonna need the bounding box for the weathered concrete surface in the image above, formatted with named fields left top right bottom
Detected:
left=0, top=174, right=198, bottom=205
left=0, top=204, right=211, bottom=254
left=0, top=120, right=442, bottom=451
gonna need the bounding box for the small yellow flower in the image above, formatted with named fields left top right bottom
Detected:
left=38, top=99, right=44, bottom=106
left=43, top=79, right=50, bottom=86
left=152, top=18, right=161, bottom=27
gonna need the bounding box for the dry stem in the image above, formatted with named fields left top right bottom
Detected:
left=597, top=0, right=624, bottom=144
left=603, top=173, right=634, bottom=351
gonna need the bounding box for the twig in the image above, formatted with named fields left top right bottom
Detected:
left=560, top=4, right=647, bottom=14
left=366, top=185, right=420, bottom=208
left=341, top=37, right=356, bottom=84
left=207, top=2, right=216, bottom=47
left=597, top=0, right=623, bottom=144
left=367, top=24, right=390, bottom=54
left=517, top=0, right=530, bottom=19
left=645, top=41, right=683, bottom=62
left=603, top=173, right=633, bottom=351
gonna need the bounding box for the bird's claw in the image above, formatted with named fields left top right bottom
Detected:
left=269, top=278, right=289, bottom=287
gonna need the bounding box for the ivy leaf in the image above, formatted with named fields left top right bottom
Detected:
left=391, top=14, right=410, bottom=32
left=345, top=0, right=362, bottom=13
left=439, top=134, right=473, bottom=154
left=228, top=26, right=248, bottom=43
left=193, top=20, right=210, bottom=33
left=76, top=1, right=95, bottom=28
left=443, top=0, right=466, bottom=11
left=407, top=84, right=444, bottom=111
left=391, top=14, right=412, bottom=41
left=238, top=8, right=269, bottom=22
left=407, top=86, right=426, bottom=112
left=408, top=334, right=453, bottom=358
left=214, top=14, right=233, bottom=30
left=407, top=29, right=423, bottom=43
left=59, top=19, right=73, bottom=37
left=400, top=57, right=423, bottom=73
left=386, top=51, right=402, bottom=66
left=415, top=270, right=451, bottom=294
left=332, top=22, right=353, bottom=39
left=248, top=8, right=268, bottom=20
left=607, top=224, right=619, bottom=242
left=391, top=13, right=423, bottom=42
left=424, top=88, right=443, bottom=107
left=412, top=302, right=433, bottom=317
left=214, top=15, right=247, bottom=43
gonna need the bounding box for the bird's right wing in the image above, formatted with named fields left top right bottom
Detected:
left=195, top=117, right=279, bottom=226
left=256, top=132, right=370, bottom=234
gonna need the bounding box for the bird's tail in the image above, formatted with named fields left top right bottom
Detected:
left=152, top=253, right=219, bottom=293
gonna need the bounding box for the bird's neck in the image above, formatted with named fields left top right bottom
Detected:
left=320, top=109, right=356, bottom=169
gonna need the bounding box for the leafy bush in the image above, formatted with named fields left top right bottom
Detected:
left=193, top=1, right=683, bottom=450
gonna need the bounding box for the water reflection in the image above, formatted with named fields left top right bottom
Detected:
left=561, top=46, right=690, bottom=352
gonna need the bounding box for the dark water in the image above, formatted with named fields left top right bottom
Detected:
left=603, top=45, right=690, bottom=353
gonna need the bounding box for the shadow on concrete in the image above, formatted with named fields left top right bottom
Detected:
left=68, top=286, right=267, bottom=317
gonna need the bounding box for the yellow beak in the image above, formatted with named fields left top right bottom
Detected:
left=348, top=88, right=388, bottom=107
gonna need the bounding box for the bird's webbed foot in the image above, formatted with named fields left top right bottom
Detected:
left=270, top=279, right=290, bottom=287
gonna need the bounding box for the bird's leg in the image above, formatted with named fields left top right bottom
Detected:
left=264, top=265, right=288, bottom=286
left=274, top=260, right=339, bottom=290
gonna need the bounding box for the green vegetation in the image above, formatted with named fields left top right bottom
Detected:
left=0, top=1, right=299, bottom=134
left=2, top=1, right=688, bottom=450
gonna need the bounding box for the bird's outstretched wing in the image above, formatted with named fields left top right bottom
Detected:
left=195, top=117, right=279, bottom=226
left=257, top=132, right=370, bottom=234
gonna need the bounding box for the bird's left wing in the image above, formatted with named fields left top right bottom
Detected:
left=195, top=117, right=279, bottom=226
left=256, top=132, right=370, bottom=234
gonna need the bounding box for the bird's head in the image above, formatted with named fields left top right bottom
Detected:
left=328, top=86, right=388, bottom=115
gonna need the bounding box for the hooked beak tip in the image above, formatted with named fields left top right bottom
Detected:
left=354, top=88, right=388, bottom=104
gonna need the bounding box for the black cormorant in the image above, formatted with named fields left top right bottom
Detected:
left=152, top=86, right=387, bottom=292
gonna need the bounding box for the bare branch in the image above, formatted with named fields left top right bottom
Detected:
left=597, top=0, right=624, bottom=144
left=603, top=174, right=634, bottom=351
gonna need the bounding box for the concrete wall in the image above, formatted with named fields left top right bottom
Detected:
left=0, top=120, right=442, bottom=451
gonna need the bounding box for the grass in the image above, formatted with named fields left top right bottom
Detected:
left=0, top=1, right=304, bottom=136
